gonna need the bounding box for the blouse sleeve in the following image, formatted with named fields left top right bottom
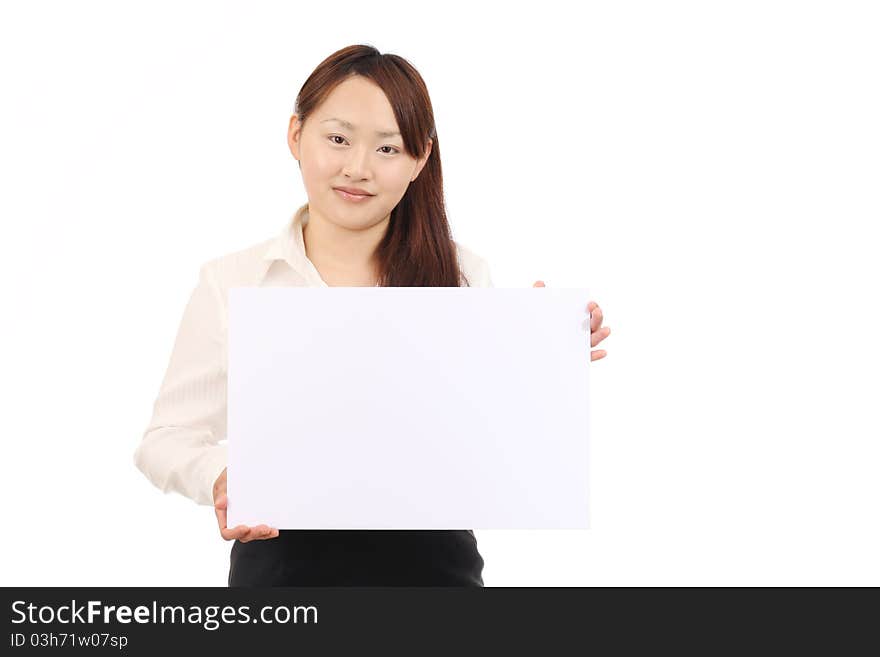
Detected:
left=133, top=263, right=228, bottom=507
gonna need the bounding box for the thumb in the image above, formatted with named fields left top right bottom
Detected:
left=533, top=280, right=546, bottom=287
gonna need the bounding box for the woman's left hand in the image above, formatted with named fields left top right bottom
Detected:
left=533, top=280, right=609, bottom=361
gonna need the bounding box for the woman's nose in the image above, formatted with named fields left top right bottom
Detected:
left=342, top=147, right=372, bottom=179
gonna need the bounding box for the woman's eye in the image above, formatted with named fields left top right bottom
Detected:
left=329, top=135, right=346, bottom=145
left=379, top=146, right=399, bottom=154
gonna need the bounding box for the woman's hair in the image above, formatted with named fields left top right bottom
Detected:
left=294, top=44, right=469, bottom=287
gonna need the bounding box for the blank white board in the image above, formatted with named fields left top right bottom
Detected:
left=226, top=287, right=591, bottom=529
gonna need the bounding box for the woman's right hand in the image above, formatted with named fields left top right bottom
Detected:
left=213, top=468, right=280, bottom=542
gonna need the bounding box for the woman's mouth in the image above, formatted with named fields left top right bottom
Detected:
left=334, top=188, right=375, bottom=202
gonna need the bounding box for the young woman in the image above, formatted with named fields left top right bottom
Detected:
left=134, top=44, right=611, bottom=587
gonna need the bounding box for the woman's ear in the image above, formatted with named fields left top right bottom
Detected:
left=288, top=114, right=302, bottom=161
left=411, top=138, right=433, bottom=181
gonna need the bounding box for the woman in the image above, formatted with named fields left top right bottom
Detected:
left=134, top=44, right=611, bottom=586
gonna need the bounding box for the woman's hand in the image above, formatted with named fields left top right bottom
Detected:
left=533, top=281, right=610, bottom=361
left=213, top=468, right=280, bottom=542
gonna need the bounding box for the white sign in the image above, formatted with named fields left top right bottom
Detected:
left=227, top=287, right=591, bottom=529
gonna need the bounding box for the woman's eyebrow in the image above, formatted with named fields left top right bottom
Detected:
left=320, top=117, right=401, bottom=138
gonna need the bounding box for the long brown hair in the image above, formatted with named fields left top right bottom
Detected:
left=294, top=44, right=469, bottom=287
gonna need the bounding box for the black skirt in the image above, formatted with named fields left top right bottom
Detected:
left=228, top=529, right=485, bottom=587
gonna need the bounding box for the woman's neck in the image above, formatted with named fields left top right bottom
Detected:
left=302, top=207, right=389, bottom=286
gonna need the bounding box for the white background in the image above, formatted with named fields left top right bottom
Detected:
left=1, top=0, right=877, bottom=586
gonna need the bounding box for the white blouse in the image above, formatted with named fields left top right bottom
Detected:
left=134, top=203, right=494, bottom=506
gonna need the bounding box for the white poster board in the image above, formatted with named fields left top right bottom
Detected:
left=227, top=287, right=591, bottom=529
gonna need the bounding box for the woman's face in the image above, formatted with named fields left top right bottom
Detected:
left=288, top=75, right=432, bottom=231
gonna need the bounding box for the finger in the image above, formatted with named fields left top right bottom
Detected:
left=221, top=524, right=250, bottom=541
left=255, top=525, right=279, bottom=541
left=251, top=524, right=273, bottom=540
left=239, top=524, right=276, bottom=543
left=590, top=305, right=604, bottom=333
left=590, top=326, right=611, bottom=347
left=236, top=526, right=254, bottom=542
left=533, top=280, right=546, bottom=287
left=214, top=494, right=228, bottom=534
left=590, top=349, right=607, bottom=361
